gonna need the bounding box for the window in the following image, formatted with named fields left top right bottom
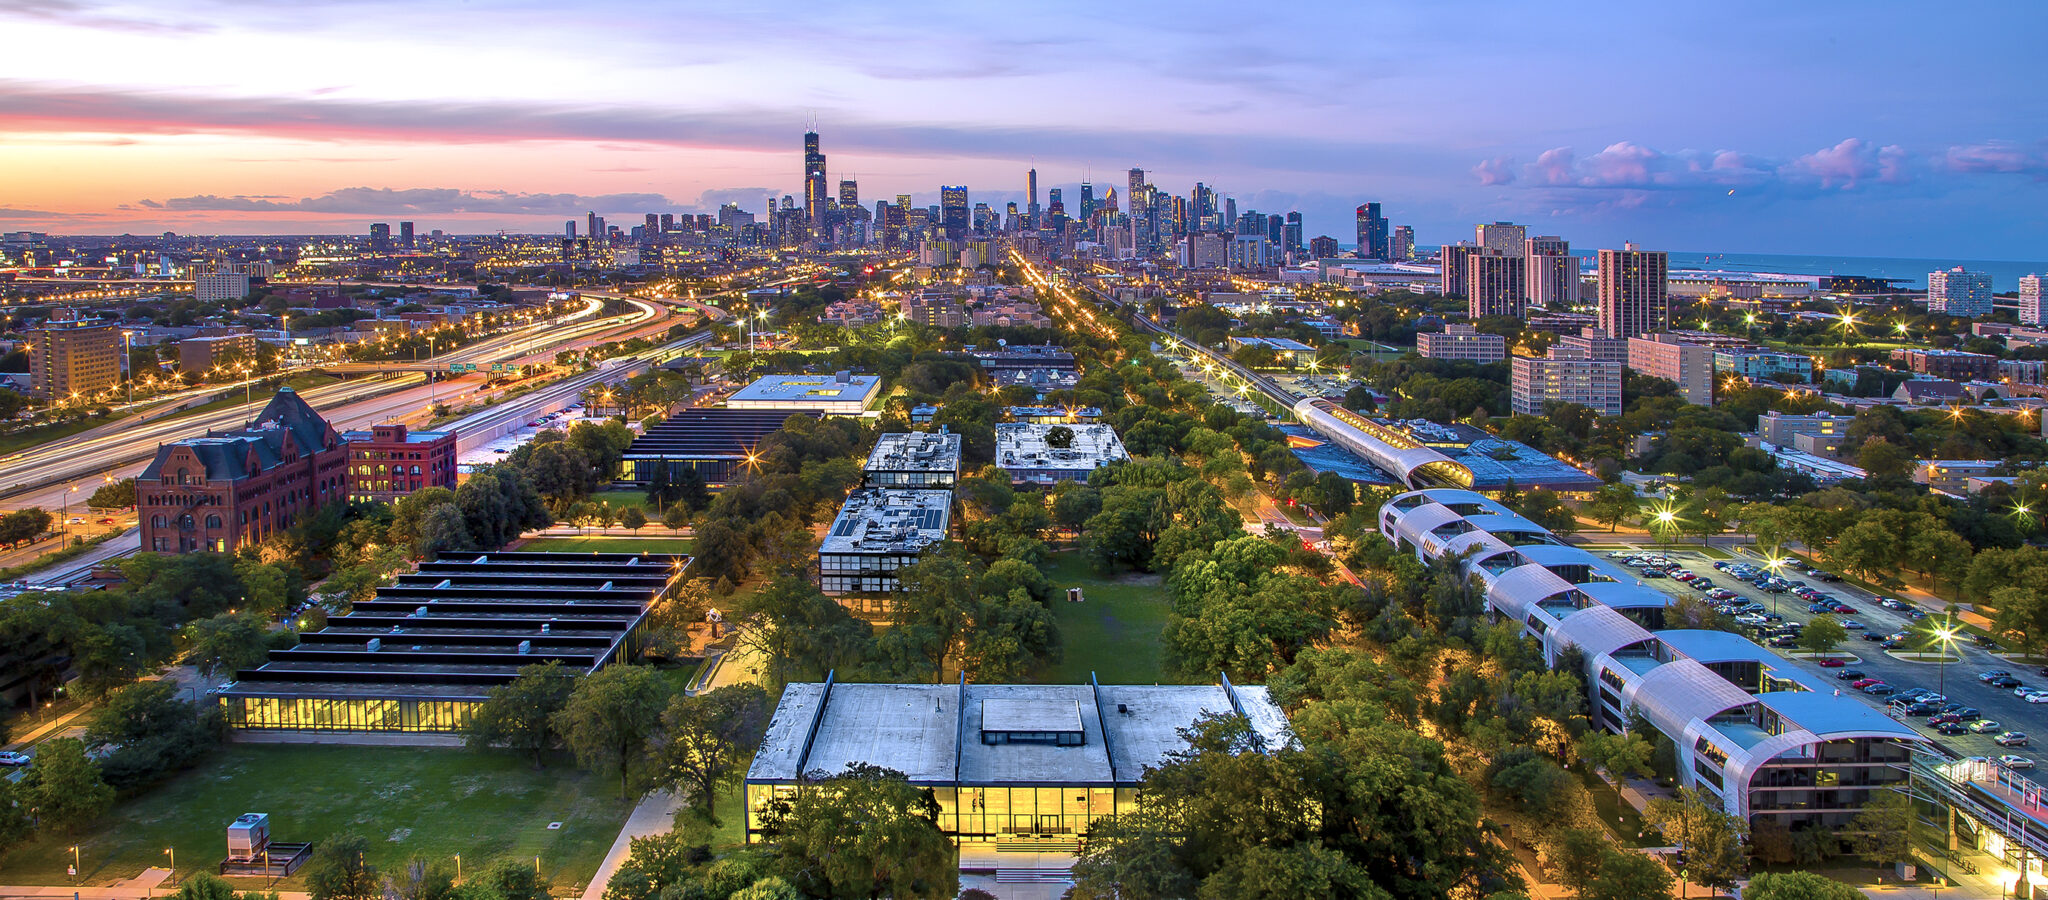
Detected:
left=205, top=515, right=222, bottom=529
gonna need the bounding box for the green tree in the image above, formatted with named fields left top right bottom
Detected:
left=1542, top=828, right=1607, bottom=898
left=1578, top=731, right=1655, bottom=780
left=1798, top=614, right=1847, bottom=657
left=381, top=858, right=456, bottom=900
left=472, top=859, right=551, bottom=900
left=1643, top=787, right=1746, bottom=892
left=87, top=478, right=137, bottom=509
left=1848, top=788, right=1912, bottom=866
left=553, top=664, right=673, bottom=798
left=1856, top=437, right=1913, bottom=483
left=466, top=661, right=575, bottom=768
left=735, top=577, right=874, bottom=687
left=0, top=776, right=35, bottom=861
left=1744, top=871, right=1863, bottom=900
left=757, top=763, right=957, bottom=900
left=1581, top=847, right=1672, bottom=900
left=21, top=738, right=114, bottom=834
left=648, top=684, right=772, bottom=825
left=305, top=833, right=381, bottom=900
left=620, top=507, right=648, bottom=532
left=182, top=612, right=273, bottom=686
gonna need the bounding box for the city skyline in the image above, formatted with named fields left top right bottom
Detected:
left=2, top=1, right=2045, bottom=257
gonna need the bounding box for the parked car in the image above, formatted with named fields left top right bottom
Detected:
left=1832, top=604, right=1857, bottom=614
left=1946, top=706, right=1982, bottom=719
left=1843, top=620, right=1867, bottom=630
left=1978, top=636, right=2003, bottom=649
left=2001, top=755, right=2035, bottom=769
left=0, top=752, right=28, bottom=767
left=1991, top=676, right=2024, bottom=689
left=1819, top=658, right=1847, bottom=668
left=1930, top=713, right=1965, bottom=726
left=1998, top=732, right=2031, bottom=747
left=1835, top=669, right=1866, bottom=680
left=1851, top=678, right=1883, bottom=689
left=1981, top=670, right=2015, bottom=683
left=1880, top=639, right=1907, bottom=649
left=2018, top=685, right=2041, bottom=699
left=1864, top=684, right=1897, bottom=695
left=1937, top=722, right=1971, bottom=735
left=1971, top=720, right=2004, bottom=734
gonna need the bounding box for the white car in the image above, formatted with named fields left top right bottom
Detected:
left=0, top=751, right=29, bottom=767
left=2027, top=692, right=2048, bottom=704
left=2001, top=755, right=2035, bottom=769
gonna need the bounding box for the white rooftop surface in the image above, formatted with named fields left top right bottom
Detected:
left=729, top=373, right=880, bottom=404
left=865, top=431, right=963, bottom=473
left=957, top=685, right=1112, bottom=785
left=996, top=423, right=1130, bottom=471
left=1093, top=684, right=1241, bottom=782
left=981, top=697, right=1083, bottom=733
left=799, top=683, right=962, bottom=783
left=748, top=682, right=826, bottom=782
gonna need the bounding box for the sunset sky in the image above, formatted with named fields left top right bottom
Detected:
left=3, top=0, right=2045, bottom=257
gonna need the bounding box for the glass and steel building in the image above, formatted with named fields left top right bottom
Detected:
left=745, top=674, right=1290, bottom=849
left=817, top=488, right=952, bottom=602
left=218, top=552, right=688, bottom=735
left=864, top=431, right=963, bottom=488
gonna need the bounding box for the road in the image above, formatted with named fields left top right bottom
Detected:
left=1597, top=539, right=2046, bottom=761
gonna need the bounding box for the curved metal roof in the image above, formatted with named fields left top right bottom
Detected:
left=1485, top=565, right=1578, bottom=619
left=1294, top=399, right=1475, bottom=489
left=1622, top=659, right=1756, bottom=740
left=1552, top=605, right=1657, bottom=660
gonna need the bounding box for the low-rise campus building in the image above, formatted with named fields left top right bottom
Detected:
left=745, top=675, right=1290, bottom=852
left=817, top=488, right=953, bottom=602
left=1379, top=489, right=1930, bottom=832
left=618, top=409, right=821, bottom=486
left=994, top=423, right=1129, bottom=486
left=864, top=431, right=963, bottom=488
left=218, top=552, right=688, bottom=735
left=727, top=373, right=880, bottom=415
left=139, top=388, right=350, bottom=553
left=342, top=423, right=457, bottom=503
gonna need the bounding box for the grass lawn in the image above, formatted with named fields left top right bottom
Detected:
left=591, top=489, right=651, bottom=512
left=1034, top=552, right=1182, bottom=685
left=1580, top=769, right=1658, bottom=848
left=7, top=744, right=634, bottom=891
left=519, top=536, right=695, bottom=554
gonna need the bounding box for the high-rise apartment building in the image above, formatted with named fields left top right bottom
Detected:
left=659, top=213, right=674, bottom=234
left=1475, top=221, right=1525, bottom=254
left=1927, top=266, right=1994, bottom=318
left=1597, top=244, right=1670, bottom=338
left=28, top=308, right=121, bottom=401
left=1466, top=249, right=1528, bottom=319
left=565, top=220, right=576, bottom=238
left=1283, top=212, right=1303, bottom=254
left=1308, top=236, right=1340, bottom=259
left=1511, top=346, right=1623, bottom=417
left=587, top=211, right=600, bottom=243
left=399, top=221, right=415, bottom=249
left=1417, top=324, right=1507, bottom=362
left=2022, top=275, right=2047, bottom=326
left=1526, top=236, right=1575, bottom=308
left=1390, top=225, right=1414, bottom=261
left=369, top=223, right=391, bottom=252
left=1627, top=334, right=1716, bottom=406
left=1354, top=203, right=1388, bottom=259
left=1440, top=242, right=1479, bottom=297
left=803, top=131, right=829, bottom=233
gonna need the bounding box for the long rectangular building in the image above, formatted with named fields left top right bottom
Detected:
left=1378, top=489, right=1927, bottom=830
left=217, top=552, right=687, bottom=735
left=618, top=408, right=821, bottom=486
left=818, top=488, right=952, bottom=602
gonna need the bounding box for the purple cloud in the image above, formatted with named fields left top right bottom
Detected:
left=137, top=187, right=679, bottom=216
left=1473, top=157, right=1515, bottom=186
left=1946, top=142, right=2048, bottom=178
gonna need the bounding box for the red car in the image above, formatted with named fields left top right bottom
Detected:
left=1851, top=678, right=1883, bottom=689
left=1817, top=658, right=1846, bottom=668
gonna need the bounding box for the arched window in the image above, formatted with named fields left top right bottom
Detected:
left=178, top=514, right=194, bottom=530
left=410, top=465, right=421, bottom=475
left=151, top=515, right=166, bottom=528
left=205, top=515, right=222, bottom=529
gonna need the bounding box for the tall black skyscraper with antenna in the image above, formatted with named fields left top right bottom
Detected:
left=803, top=131, right=829, bottom=234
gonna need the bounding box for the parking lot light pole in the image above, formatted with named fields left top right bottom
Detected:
left=1934, top=622, right=1959, bottom=700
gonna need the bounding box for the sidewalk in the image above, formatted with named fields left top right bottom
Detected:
left=578, top=791, right=684, bottom=900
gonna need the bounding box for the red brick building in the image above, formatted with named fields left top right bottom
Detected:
left=342, top=423, right=457, bottom=502
left=139, top=388, right=350, bottom=553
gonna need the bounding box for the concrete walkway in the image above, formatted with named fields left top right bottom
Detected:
left=578, top=791, right=685, bottom=900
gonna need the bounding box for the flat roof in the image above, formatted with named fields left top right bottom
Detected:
left=995, top=423, right=1129, bottom=473
left=1757, top=690, right=1924, bottom=740
left=982, top=697, right=1083, bottom=733
left=729, top=373, right=880, bottom=405
left=865, top=431, right=963, bottom=474
left=819, top=488, right=952, bottom=556
left=624, top=408, right=820, bottom=458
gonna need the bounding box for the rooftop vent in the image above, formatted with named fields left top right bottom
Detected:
left=367, top=638, right=381, bottom=652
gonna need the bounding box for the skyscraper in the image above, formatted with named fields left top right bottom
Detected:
left=1391, top=225, right=1414, bottom=261
left=1526, top=236, right=1576, bottom=308
left=1927, top=266, right=1995, bottom=317
left=565, top=220, right=576, bottom=238
left=803, top=131, right=829, bottom=234
left=1354, top=203, right=1388, bottom=259
left=369, top=223, right=391, bottom=252
left=587, top=211, right=600, bottom=243
left=1597, top=244, right=1670, bottom=338
left=399, top=221, right=415, bottom=249
left=659, top=213, right=674, bottom=234
left=1475, top=221, right=1525, bottom=254
left=1079, top=182, right=1095, bottom=222
left=2022, top=274, right=2046, bottom=326
left=644, top=213, right=659, bottom=237
left=1467, top=249, right=1528, bottom=319
left=1440, top=242, right=1478, bottom=297
left=1026, top=169, right=1040, bottom=226
left=940, top=186, right=969, bottom=239
left=1283, top=212, right=1303, bottom=254
left=838, top=179, right=859, bottom=211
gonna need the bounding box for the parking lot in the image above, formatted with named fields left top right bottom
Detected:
left=1607, top=541, right=2046, bottom=765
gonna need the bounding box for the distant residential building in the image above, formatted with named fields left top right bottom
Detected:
left=27, top=308, right=121, bottom=401
left=2021, top=274, right=2046, bottom=326
left=1308, top=235, right=1340, bottom=259
left=1627, top=334, right=1715, bottom=406
left=1511, top=346, right=1623, bottom=417
left=1915, top=460, right=2001, bottom=495
left=1439, top=242, right=1479, bottom=298
left=1418, top=324, right=1507, bottom=363
left=1757, top=411, right=1854, bottom=445
left=1466, top=249, right=1527, bottom=319
left=1927, top=266, right=1994, bottom=317
left=1558, top=327, right=1628, bottom=365
left=1390, top=225, right=1414, bottom=261
left=342, top=423, right=457, bottom=503
left=1714, top=347, right=1815, bottom=383
left=1474, top=221, right=1525, bottom=254
left=1354, top=203, right=1388, bottom=259
left=2000, top=358, right=2048, bottom=386
left=177, top=333, right=258, bottom=374
left=194, top=272, right=254, bottom=303
left=139, top=388, right=349, bottom=553
left=1526, top=236, right=1575, bottom=309
left=1894, top=379, right=1966, bottom=405
left=1596, top=244, right=1669, bottom=338
left=1893, top=348, right=1999, bottom=382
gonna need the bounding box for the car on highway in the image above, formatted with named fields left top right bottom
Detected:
left=1937, top=722, right=1971, bottom=735
left=0, top=751, right=28, bottom=767
left=1819, top=658, right=1847, bottom=668
left=1971, top=720, right=2005, bottom=733
left=1998, top=732, right=2031, bottom=747
left=2001, top=755, right=2035, bottom=769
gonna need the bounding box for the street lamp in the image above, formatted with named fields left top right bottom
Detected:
left=121, top=330, right=135, bottom=411
left=1932, top=621, right=1960, bottom=699
left=165, top=847, right=175, bottom=879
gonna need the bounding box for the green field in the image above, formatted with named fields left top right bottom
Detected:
left=590, top=489, right=652, bottom=512
left=518, top=536, right=694, bottom=554
left=1034, top=552, right=1180, bottom=685
left=5, top=744, right=634, bottom=891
